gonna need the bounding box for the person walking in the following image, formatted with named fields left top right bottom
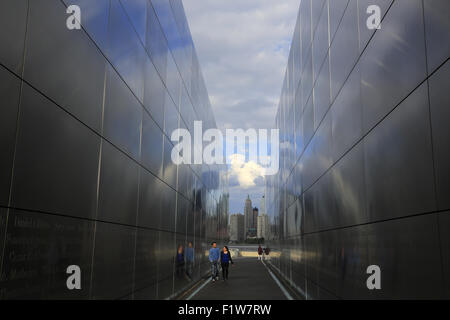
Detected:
left=209, top=242, right=220, bottom=282
left=185, top=241, right=194, bottom=279
left=220, top=246, right=234, bottom=281
left=257, top=245, right=263, bottom=261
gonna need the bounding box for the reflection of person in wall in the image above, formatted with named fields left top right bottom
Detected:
left=220, top=246, right=234, bottom=281
left=209, top=242, right=220, bottom=282
left=176, top=245, right=185, bottom=279
left=185, top=242, right=194, bottom=279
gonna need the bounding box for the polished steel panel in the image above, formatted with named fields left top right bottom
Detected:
left=103, top=65, right=142, bottom=160
left=24, top=0, right=106, bottom=132
left=138, top=167, right=162, bottom=229
left=0, top=208, right=7, bottom=279
left=423, top=0, right=450, bottom=73
left=146, top=1, right=168, bottom=83
left=165, top=54, right=181, bottom=109
left=361, top=0, right=427, bottom=132
left=313, top=112, right=333, bottom=180
left=186, top=198, right=195, bottom=237
left=330, top=0, right=358, bottom=99
left=160, top=182, right=176, bottom=232
left=312, top=0, right=327, bottom=34
left=120, top=0, right=148, bottom=45
left=98, top=140, right=139, bottom=226
left=134, top=227, right=159, bottom=299
left=12, top=84, right=100, bottom=219
left=303, top=185, right=316, bottom=233
left=141, top=111, right=164, bottom=179
left=438, top=211, right=450, bottom=299
left=300, top=0, right=312, bottom=67
left=91, top=222, right=135, bottom=299
left=303, top=95, right=314, bottom=147
left=143, top=55, right=166, bottom=129
left=302, top=52, right=314, bottom=106
left=312, top=3, right=329, bottom=84
left=357, top=0, right=393, bottom=52
left=163, top=91, right=180, bottom=137
left=364, top=83, right=436, bottom=221
left=1, top=209, right=94, bottom=299
left=366, top=214, right=443, bottom=299
left=157, top=230, right=175, bottom=298
left=163, top=137, right=178, bottom=190
left=176, top=195, right=187, bottom=235
left=329, top=0, right=349, bottom=43
left=1, top=0, right=223, bottom=299
left=314, top=171, right=336, bottom=231
left=62, top=0, right=110, bottom=51
left=301, top=139, right=315, bottom=190
left=0, top=0, right=27, bottom=74
left=336, top=225, right=369, bottom=299
left=107, top=0, right=145, bottom=103
left=331, top=64, right=362, bottom=161
left=0, top=66, right=20, bottom=206
left=314, top=56, right=331, bottom=130
left=294, top=88, right=304, bottom=158
left=316, top=230, right=338, bottom=296
left=429, top=60, right=450, bottom=210
left=332, top=143, right=367, bottom=228
left=267, top=0, right=450, bottom=299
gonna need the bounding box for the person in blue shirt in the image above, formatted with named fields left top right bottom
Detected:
left=209, top=242, right=220, bottom=282
left=220, top=246, right=234, bottom=281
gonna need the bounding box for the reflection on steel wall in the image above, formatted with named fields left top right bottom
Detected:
left=0, top=0, right=227, bottom=299
left=266, top=0, right=450, bottom=299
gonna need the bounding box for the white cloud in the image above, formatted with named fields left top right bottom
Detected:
left=228, top=154, right=264, bottom=188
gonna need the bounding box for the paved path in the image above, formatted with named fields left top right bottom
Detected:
left=191, top=258, right=288, bottom=300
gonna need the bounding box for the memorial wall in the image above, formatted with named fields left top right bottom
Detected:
left=266, top=0, right=450, bottom=299
left=0, top=0, right=227, bottom=299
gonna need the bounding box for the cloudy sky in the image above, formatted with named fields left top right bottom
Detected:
left=183, top=0, right=300, bottom=214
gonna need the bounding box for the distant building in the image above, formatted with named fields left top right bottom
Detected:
left=257, top=214, right=269, bottom=239
left=246, top=207, right=259, bottom=238
left=252, top=207, right=259, bottom=229
left=229, top=214, right=244, bottom=242
left=260, top=195, right=266, bottom=215
left=244, top=195, right=252, bottom=235
left=257, top=195, right=268, bottom=239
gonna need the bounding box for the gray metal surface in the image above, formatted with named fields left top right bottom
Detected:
left=266, top=0, right=450, bottom=299
left=0, top=0, right=226, bottom=299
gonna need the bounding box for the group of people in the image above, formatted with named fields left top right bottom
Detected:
left=209, top=242, right=234, bottom=282
left=257, top=245, right=270, bottom=260
left=176, top=241, right=235, bottom=282
left=175, top=241, right=195, bottom=280
left=183, top=242, right=271, bottom=282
